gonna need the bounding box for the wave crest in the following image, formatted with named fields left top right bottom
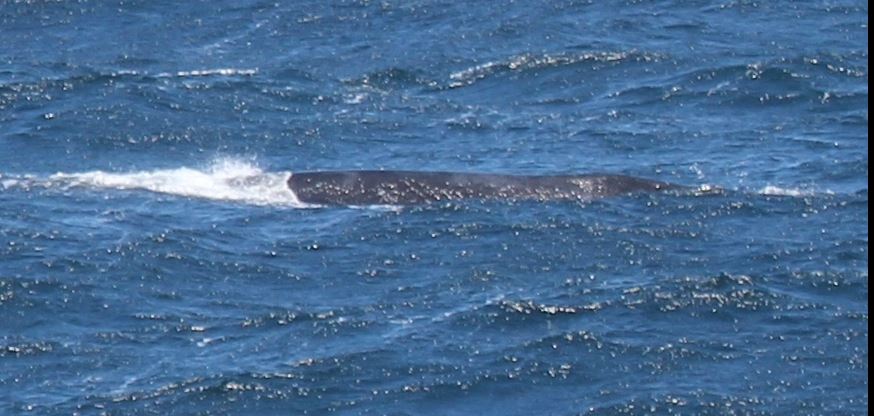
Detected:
left=448, top=50, right=661, bottom=88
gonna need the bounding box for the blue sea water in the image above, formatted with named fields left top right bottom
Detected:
left=0, top=0, right=868, bottom=414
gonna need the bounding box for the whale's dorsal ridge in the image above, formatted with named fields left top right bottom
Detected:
left=286, top=170, right=680, bottom=206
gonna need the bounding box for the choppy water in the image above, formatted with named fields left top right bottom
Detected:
left=0, top=1, right=868, bottom=415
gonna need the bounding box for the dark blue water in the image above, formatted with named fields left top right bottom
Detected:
left=0, top=1, right=868, bottom=414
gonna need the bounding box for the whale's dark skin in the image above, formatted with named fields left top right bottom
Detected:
left=287, top=170, right=680, bottom=205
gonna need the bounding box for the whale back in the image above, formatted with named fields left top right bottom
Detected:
left=287, top=170, right=677, bottom=205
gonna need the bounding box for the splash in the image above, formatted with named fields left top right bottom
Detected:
left=42, top=159, right=307, bottom=207
left=758, top=185, right=824, bottom=197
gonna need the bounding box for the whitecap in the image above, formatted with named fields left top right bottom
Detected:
left=46, top=158, right=310, bottom=207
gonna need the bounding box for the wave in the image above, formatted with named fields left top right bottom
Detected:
left=154, top=68, right=258, bottom=79
left=0, top=67, right=260, bottom=96
left=343, top=67, right=437, bottom=90
left=2, top=159, right=308, bottom=208
left=447, top=50, right=662, bottom=88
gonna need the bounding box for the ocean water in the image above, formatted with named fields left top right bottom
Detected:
left=0, top=1, right=868, bottom=415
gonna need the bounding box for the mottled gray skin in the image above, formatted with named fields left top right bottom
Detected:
left=288, top=170, right=679, bottom=205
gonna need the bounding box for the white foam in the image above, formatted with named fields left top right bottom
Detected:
left=1, top=178, right=19, bottom=189
left=46, top=159, right=309, bottom=207
left=155, top=68, right=258, bottom=78
left=0, top=174, right=38, bottom=190
left=758, top=185, right=818, bottom=197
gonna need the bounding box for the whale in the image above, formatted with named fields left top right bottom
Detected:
left=287, top=170, right=681, bottom=205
